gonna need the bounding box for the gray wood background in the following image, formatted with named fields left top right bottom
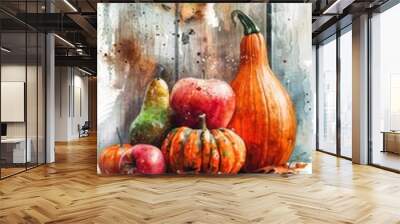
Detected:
left=97, top=3, right=312, bottom=167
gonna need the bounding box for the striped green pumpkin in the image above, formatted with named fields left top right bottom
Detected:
left=161, top=114, right=246, bottom=174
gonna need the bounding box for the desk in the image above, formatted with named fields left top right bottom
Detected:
left=382, top=131, right=400, bottom=154
left=1, top=138, right=31, bottom=164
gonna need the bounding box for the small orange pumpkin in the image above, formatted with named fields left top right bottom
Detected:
left=161, top=114, right=246, bottom=174
left=98, top=129, right=132, bottom=174
left=228, top=10, right=297, bottom=172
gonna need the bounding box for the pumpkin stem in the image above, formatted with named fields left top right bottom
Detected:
left=199, top=113, right=207, bottom=130
left=116, top=128, right=123, bottom=148
left=231, top=10, right=260, bottom=35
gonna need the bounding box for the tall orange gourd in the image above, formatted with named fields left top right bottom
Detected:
left=228, top=10, right=297, bottom=172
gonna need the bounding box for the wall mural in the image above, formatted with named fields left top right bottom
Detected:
left=97, top=3, right=313, bottom=175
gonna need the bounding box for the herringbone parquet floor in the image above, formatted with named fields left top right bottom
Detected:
left=1, top=135, right=400, bottom=224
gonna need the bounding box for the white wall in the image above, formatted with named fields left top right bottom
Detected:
left=1, top=65, right=27, bottom=139
left=55, top=67, right=89, bottom=141
left=55, top=67, right=69, bottom=141
left=1, top=65, right=40, bottom=136
left=72, top=72, right=89, bottom=138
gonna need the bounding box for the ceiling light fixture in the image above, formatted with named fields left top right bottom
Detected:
left=54, top=34, right=75, bottom=48
left=76, top=48, right=85, bottom=55
left=1, top=47, right=11, bottom=53
left=323, top=1, right=341, bottom=14
left=322, top=0, right=354, bottom=15
left=63, top=0, right=78, bottom=12
left=78, top=67, right=93, bottom=76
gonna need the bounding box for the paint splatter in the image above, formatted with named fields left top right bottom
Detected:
left=180, top=3, right=207, bottom=23
left=103, top=38, right=156, bottom=90
left=181, top=32, right=190, bottom=45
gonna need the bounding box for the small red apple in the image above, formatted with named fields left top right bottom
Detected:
left=170, top=78, right=235, bottom=129
left=119, top=144, right=166, bottom=175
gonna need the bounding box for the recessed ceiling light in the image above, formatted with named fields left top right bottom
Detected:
left=322, top=0, right=355, bottom=15
left=63, top=0, right=78, bottom=12
left=78, top=67, right=93, bottom=76
left=1, top=47, right=11, bottom=53
left=54, top=34, right=75, bottom=48
left=323, top=0, right=341, bottom=14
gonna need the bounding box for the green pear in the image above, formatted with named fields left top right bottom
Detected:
left=129, top=77, right=171, bottom=146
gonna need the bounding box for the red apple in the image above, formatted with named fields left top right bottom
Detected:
left=170, top=78, right=235, bottom=129
left=119, top=144, right=166, bottom=175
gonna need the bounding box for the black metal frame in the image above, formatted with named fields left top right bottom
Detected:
left=367, top=10, right=373, bottom=166
left=336, top=27, right=341, bottom=158
left=315, top=44, right=319, bottom=151
left=0, top=0, right=47, bottom=180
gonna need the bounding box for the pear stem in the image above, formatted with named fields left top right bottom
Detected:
left=155, top=64, right=166, bottom=80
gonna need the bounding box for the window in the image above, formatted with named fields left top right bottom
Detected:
left=340, top=28, right=352, bottom=158
left=371, top=3, right=400, bottom=171
left=318, top=36, right=337, bottom=154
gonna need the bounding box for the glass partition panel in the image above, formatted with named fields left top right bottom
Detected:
left=38, top=0, right=46, bottom=165
left=38, top=32, right=45, bottom=165
left=0, top=1, right=46, bottom=179
left=1, top=31, right=27, bottom=177
left=27, top=31, right=38, bottom=169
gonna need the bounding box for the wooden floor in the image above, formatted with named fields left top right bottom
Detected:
left=1, top=163, right=44, bottom=178
left=1, top=135, right=400, bottom=224
left=1, top=167, right=26, bottom=178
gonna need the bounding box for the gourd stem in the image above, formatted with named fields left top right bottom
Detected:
left=116, top=128, right=123, bottom=148
left=199, top=114, right=207, bottom=130
left=231, top=10, right=260, bottom=35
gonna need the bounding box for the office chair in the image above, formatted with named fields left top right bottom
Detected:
left=79, top=121, right=90, bottom=138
